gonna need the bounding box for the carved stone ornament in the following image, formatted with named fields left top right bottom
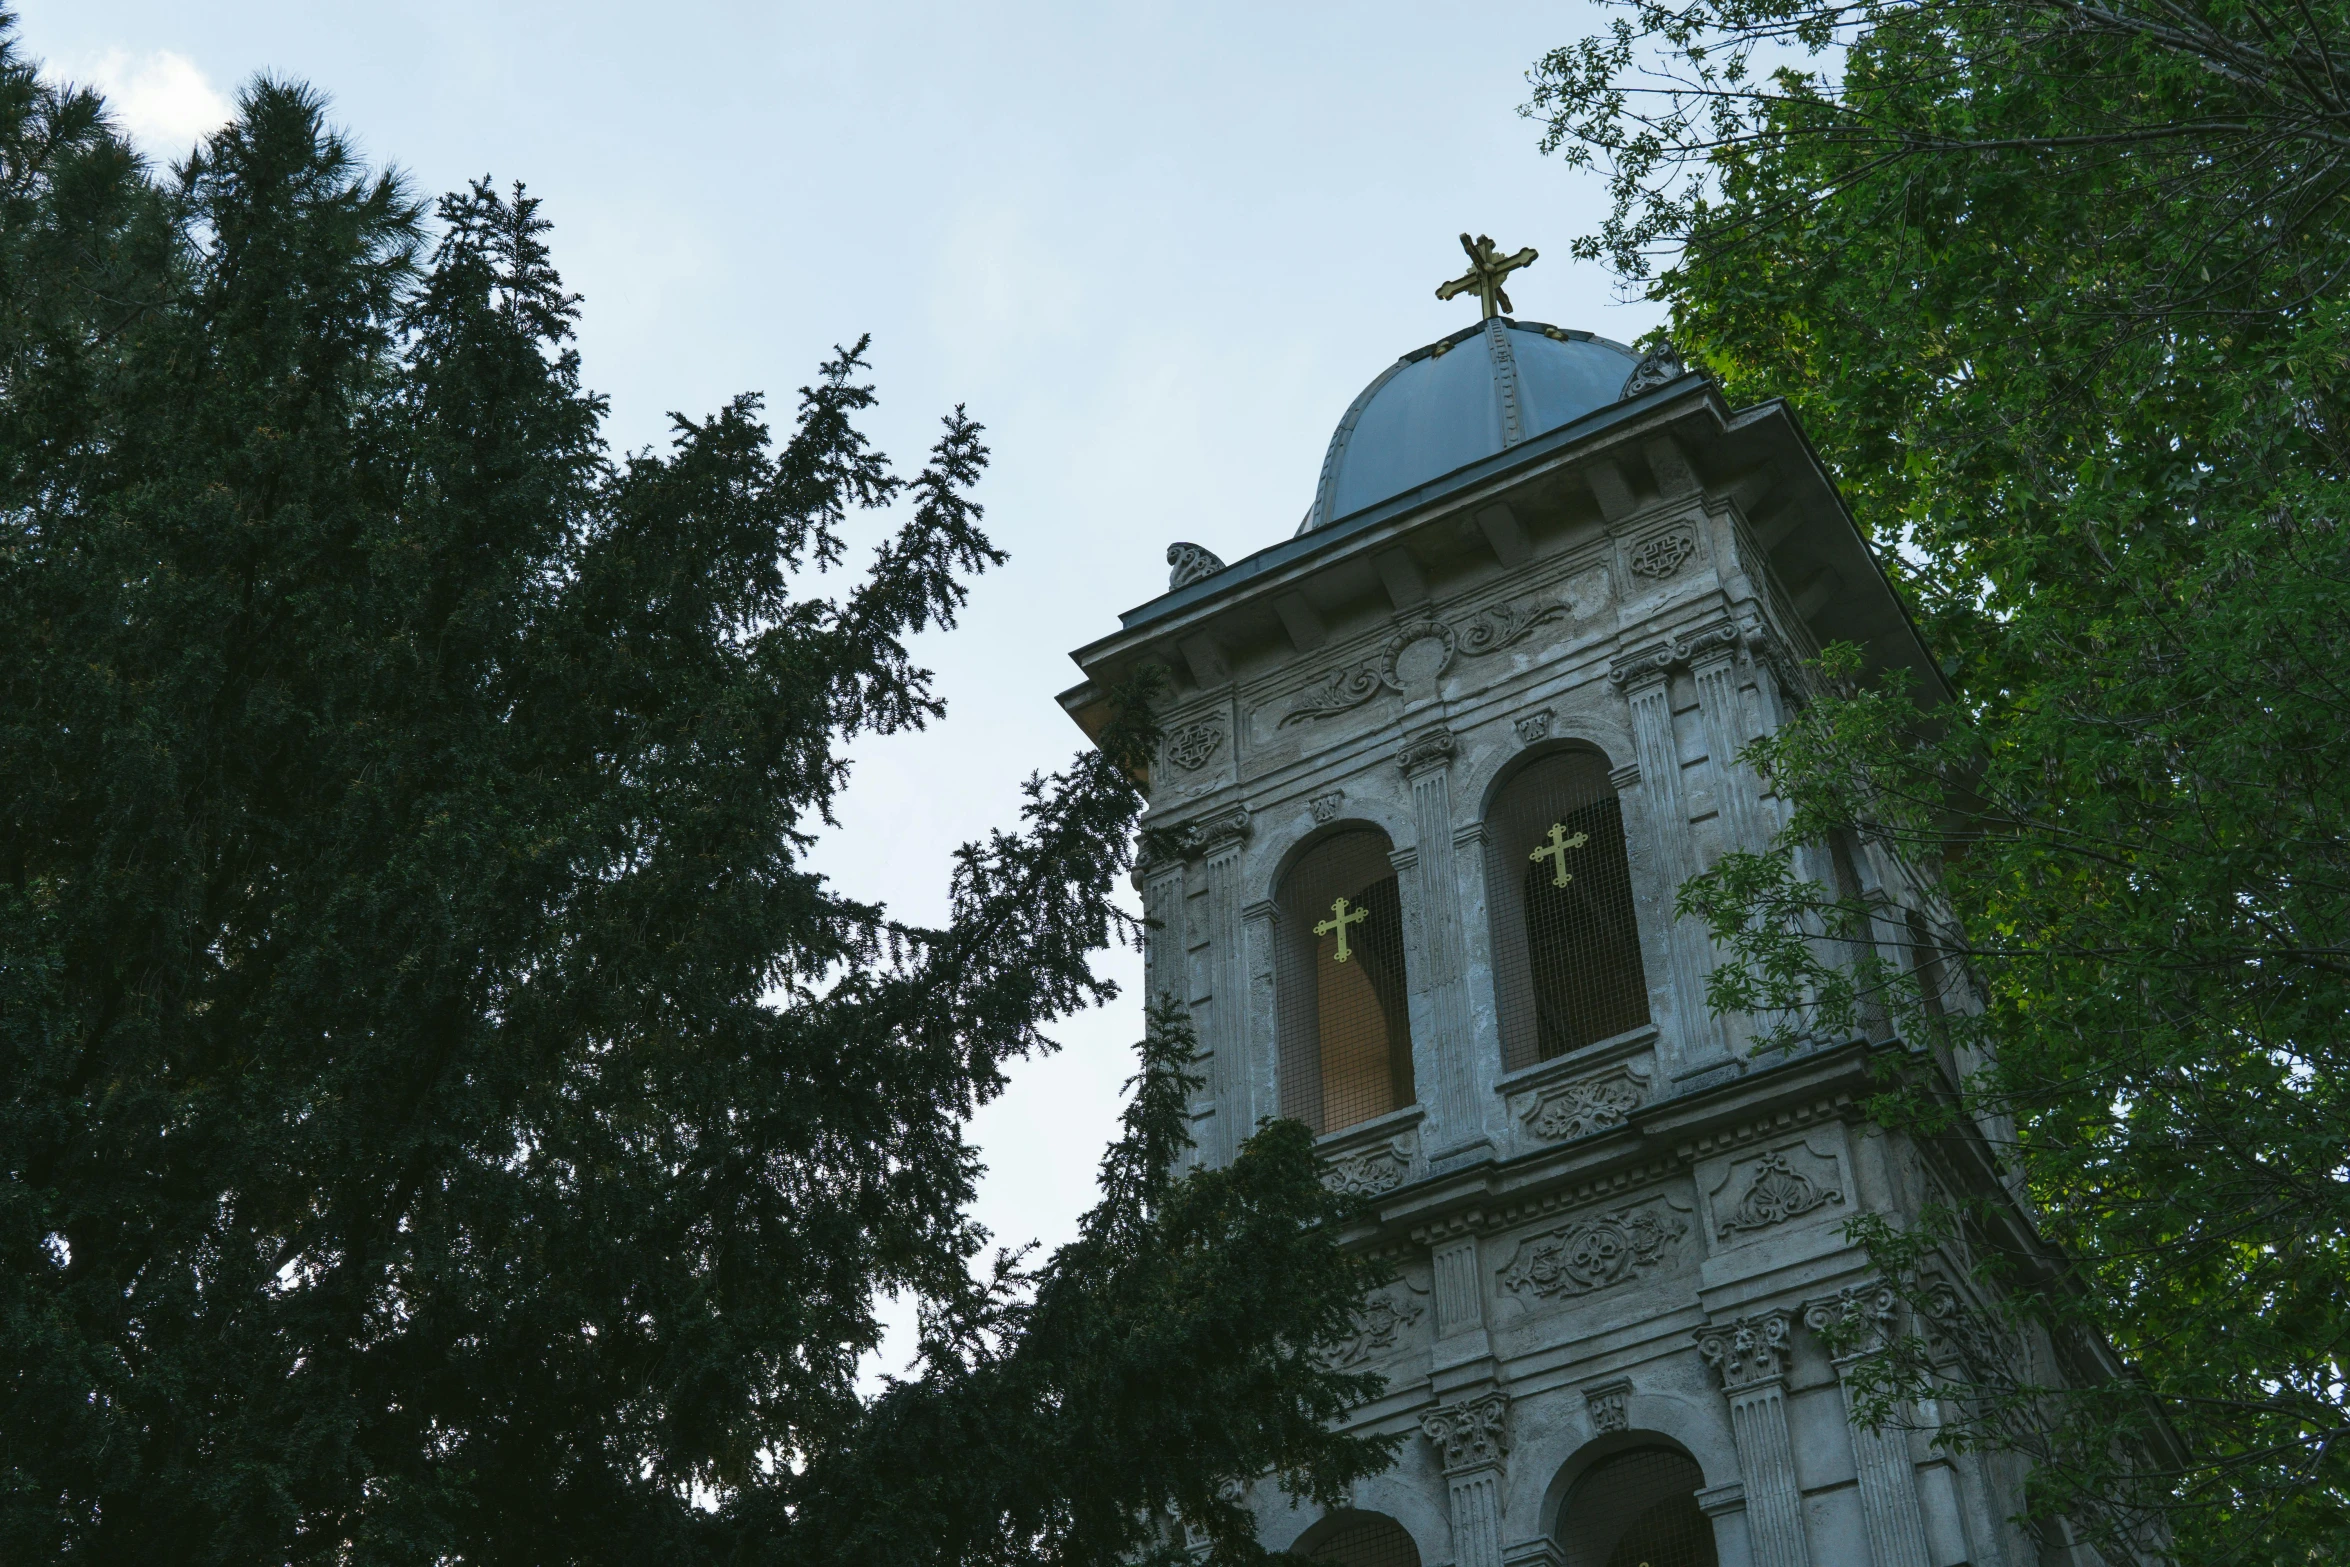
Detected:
left=1619, top=338, right=1690, bottom=399
left=1323, top=1135, right=1415, bottom=1197
left=1497, top=1201, right=1686, bottom=1302
left=1279, top=592, right=1571, bottom=727
left=1163, top=720, right=1224, bottom=772
left=1420, top=1391, right=1511, bottom=1474
left=1719, top=1149, right=1844, bottom=1237
left=1519, top=1066, right=1645, bottom=1143
left=1170, top=805, right=1251, bottom=860
left=1329, top=1281, right=1429, bottom=1368
left=1695, top=1309, right=1794, bottom=1391
left=1166, top=541, right=1226, bottom=590
left=1803, top=1284, right=1900, bottom=1360
left=1606, top=618, right=1752, bottom=690
left=1585, top=1382, right=1631, bottom=1434
left=1308, top=790, right=1346, bottom=824
left=1396, top=725, right=1459, bottom=776
left=1513, top=707, right=1555, bottom=744
left=1628, top=527, right=1699, bottom=579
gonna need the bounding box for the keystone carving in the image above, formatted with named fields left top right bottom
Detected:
left=1308, top=790, right=1346, bottom=823
left=1585, top=1381, right=1631, bottom=1434
left=1513, top=707, right=1555, bottom=743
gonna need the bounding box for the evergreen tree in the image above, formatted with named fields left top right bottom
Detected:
left=0, top=27, right=1386, bottom=1564
left=1532, top=2, right=2350, bottom=1559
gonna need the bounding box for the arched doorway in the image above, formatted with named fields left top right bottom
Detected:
left=1557, top=1445, right=1717, bottom=1567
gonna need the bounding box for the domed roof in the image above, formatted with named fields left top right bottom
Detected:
left=1303, top=318, right=1644, bottom=532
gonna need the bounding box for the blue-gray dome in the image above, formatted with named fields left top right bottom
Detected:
left=1303, top=319, right=1643, bottom=532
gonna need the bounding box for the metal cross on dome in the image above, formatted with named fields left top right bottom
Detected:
left=1435, top=232, right=1539, bottom=320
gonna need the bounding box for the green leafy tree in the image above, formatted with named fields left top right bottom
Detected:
left=0, top=27, right=1387, bottom=1564
left=1531, top=2, right=2350, bottom=1560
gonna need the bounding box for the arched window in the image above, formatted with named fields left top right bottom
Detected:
left=1277, top=828, right=1415, bottom=1135
left=1299, top=1510, right=1421, bottom=1567
left=1558, top=1446, right=1716, bottom=1567
left=1487, top=749, right=1651, bottom=1072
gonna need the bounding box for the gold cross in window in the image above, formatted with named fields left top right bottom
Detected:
left=1314, top=895, right=1370, bottom=963
left=1529, top=822, right=1590, bottom=887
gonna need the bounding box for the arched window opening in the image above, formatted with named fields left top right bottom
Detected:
left=1277, top=828, right=1415, bottom=1135
left=1905, top=907, right=1949, bottom=1019
left=1558, top=1446, right=1716, bottom=1567
left=1301, top=1511, right=1421, bottom=1567
left=1487, top=750, right=1650, bottom=1073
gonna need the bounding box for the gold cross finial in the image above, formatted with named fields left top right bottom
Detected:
left=1314, top=895, right=1371, bottom=963
left=1529, top=822, right=1590, bottom=888
left=1435, top=233, right=1539, bottom=320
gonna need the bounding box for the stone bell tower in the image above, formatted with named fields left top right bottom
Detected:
left=1057, top=251, right=2081, bottom=1567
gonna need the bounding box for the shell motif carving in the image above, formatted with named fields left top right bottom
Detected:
left=1718, top=1150, right=1844, bottom=1236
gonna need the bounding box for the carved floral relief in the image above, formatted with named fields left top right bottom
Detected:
left=1517, top=1066, right=1645, bottom=1143
left=1496, top=1199, right=1688, bottom=1303
left=1327, top=1279, right=1431, bottom=1368
left=1323, top=1134, right=1416, bottom=1197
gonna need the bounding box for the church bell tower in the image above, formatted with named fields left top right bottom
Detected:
left=1057, top=243, right=2058, bottom=1567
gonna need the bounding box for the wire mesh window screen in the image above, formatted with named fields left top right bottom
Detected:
left=1302, top=1512, right=1422, bottom=1567
left=1276, top=829, right=1415, bottom=1135
left=1487, top=750, right=1651, bottom=1072
left=1558, top=1446, right=1717, bottom=1567
left=1905, top=907, right=1949, bottom=1019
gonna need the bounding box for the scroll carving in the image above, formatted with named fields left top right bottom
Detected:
left=1278, top=590, right=1571, bottom=727
left=1496, top=1201, right=1686, bottom=1302
left=1719, top=1149, right=1844, bottom=1237
left=1518, top=1066, right=1644, bottom=1143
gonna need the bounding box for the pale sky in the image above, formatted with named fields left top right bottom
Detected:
left=25, top=0, right=1662, bottom=1368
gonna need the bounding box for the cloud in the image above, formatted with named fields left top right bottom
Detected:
left=75, top=49, right=233, bottom=159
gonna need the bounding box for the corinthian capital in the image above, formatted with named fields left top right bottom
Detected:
left=1694, top=1309, right=1794, bottom=1391
left=1419, top=1390, right=1510, bottom=1474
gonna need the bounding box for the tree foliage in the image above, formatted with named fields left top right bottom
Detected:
left=1533, top=3, right=2350, bottom=1560
left=0, top=27, right=1386, bottom=1563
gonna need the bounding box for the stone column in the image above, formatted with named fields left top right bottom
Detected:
left=1178, top=805, right=1251, bottom=1167
left=1427, top=1227, right=1491, bottom=1369
left=1687, top=633, right=1768, bottom=856
left=1694, top=1311, right=1810, bottom=1567
left=1421, top=1391, right=1511, bottom=1567
left=1241, top=897, right=1280, bottom=1142
left=1804, top=1288, right=1933, bottom=1567
left=1398, top=726, right=1485, bottom=1157
left=1610, top=656, right=1723, bottom=1065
